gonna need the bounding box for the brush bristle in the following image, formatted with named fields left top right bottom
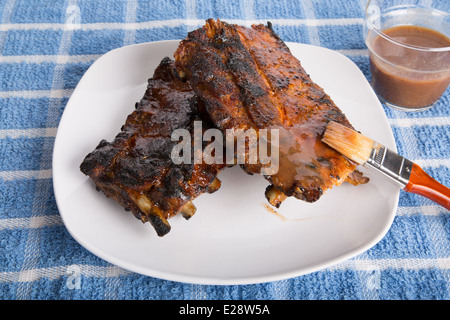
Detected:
left=322, top=121, right=374, bottom=165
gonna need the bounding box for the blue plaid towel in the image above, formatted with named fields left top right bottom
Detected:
left=0, top=0, right=449, bottom=300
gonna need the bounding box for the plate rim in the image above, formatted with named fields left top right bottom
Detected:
left=52, top=40, right=399, bottom=285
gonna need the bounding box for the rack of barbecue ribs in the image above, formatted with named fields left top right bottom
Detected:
left=174, top=19, right=368, bottom=208
left=80, top=57, right=224, bottom=237
left=81, top=19, right=369, bottom=237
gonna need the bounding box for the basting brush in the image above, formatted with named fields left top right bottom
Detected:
left=322, top=121, right=450, bottom=210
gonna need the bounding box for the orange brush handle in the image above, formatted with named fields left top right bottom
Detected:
left=404, top=163, right=450, bottom=211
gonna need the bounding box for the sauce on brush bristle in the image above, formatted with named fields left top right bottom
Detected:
left=322, top=121, right=374, bottom=165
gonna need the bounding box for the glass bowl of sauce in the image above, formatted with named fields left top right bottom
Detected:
left=364, top=0, right=450, bottom=111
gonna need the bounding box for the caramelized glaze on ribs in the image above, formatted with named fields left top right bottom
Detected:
left=80, top=57, right=223, bottom=236
left=81, top=20, right=369, bottom=237
left=174, top=19, right=368, bottom=205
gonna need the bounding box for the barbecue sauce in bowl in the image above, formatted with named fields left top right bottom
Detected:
left=368, top=25, right=450, bottom=110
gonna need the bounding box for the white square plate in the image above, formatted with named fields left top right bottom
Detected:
left=53, top=40, right=399, bottom=285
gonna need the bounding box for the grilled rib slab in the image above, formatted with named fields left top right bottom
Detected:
left=174, top=19, right=368, bottom=205
left=80, top=57, right=223, bottom=236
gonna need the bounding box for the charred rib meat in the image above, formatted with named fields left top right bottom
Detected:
left=174, top=19, right=368, bottom=206
left=81, top=20, right=369, bottom=237
left=80, top=57, right=223, bottom=236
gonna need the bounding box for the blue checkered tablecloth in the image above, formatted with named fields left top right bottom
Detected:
left=0, top=0, right=449, bottom=300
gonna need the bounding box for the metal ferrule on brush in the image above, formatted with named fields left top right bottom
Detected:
left=366, top=143, right=413, bottom=188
